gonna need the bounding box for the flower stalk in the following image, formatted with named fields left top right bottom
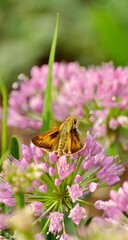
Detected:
left=0, top=83, right=8, bottom=158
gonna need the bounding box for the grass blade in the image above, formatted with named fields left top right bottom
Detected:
left=0, top=82, right=8, bottom=157
left=41, top=13, right=59, bottom=133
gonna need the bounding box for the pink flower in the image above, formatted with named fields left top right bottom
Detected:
left=96, top=163, right=123, bottom=186
left=54, top=179, right=61, bottom=186
left=110, top=182, right=128, bottom=215
left=93, top=123, right=107, bottom=138
left=20, top=145, right=33, bottom=167
left=33, top=146, right=44, bottom=158
left=35, top=233, right=45, bottom=240
left=49, top=152, right=58, bottom=163
left=22, top=144, right=33, bottom=163
left=42, top=163, right=49, bottom=172
left=49, top=167, right=56, bottom=176
left=89, top=182, right=98, bottom=192
left=60, top=233, right=73, bottom=240
left=4, top=62, right=128, bottom=168
left=32, top=179, right=40, bottom=188
left=0, top=182, right=16, bottom=207
left=68, top=203, right=86, bottom=225
left=82, top=134, right=102, bottom=156
left=0, top=214, right=10, bottom=230
left=95, top=199, right=122, bottom=221
left=4, top=61, right=128, bottom=163
left=49, top=212, right=64, bottom=235
left=67, top=184, right=83, bottom=203
left=0, top=134, right=124, bottom=238
left=31, top=202, right=43, bottom=217
left=57, top=156, right=75, bottom=180
left=30, top=143, right=44, bottom=164
left=39, top=184, right=48, bottom=193
left=95, top=181, right=128, bottom=223
left=109, top=118, right=119, bottom=130
left=29, top=95, right=43, bottom=113
left=74, top=174, right=83, bottom=183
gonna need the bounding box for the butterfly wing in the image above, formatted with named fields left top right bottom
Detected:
left=70, top=129, right=85, bottom=154
left=31, top=120, right=85, bottom=156
left=31, top=126, right=60, bottom=152
left=63, top=129, right=85, bottom=155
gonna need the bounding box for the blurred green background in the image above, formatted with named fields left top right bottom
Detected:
left=0, top=0, right=128, bottom=88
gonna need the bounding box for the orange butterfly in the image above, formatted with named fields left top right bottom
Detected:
left=31, top=116, right=85, bottom=157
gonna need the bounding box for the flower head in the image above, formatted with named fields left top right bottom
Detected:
left=0, top=134, right=124, bottom=238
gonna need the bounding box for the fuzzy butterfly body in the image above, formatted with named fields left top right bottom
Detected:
left=31, top=116, right=85, bottom=156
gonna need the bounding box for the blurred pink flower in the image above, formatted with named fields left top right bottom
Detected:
left=3, top=61, right=128, bottom=161
left=0, top=182, right=16, bottom=207
left=95, top=181, right=128, bottom=223
left=89, top=182, right=98, bottom=192
left=35, top=233, right=45, bottom=240
left=5, top=62, right=128, bottom=135
left=31, top=202, right=43, bottom=217
left=60, top=233, right=73, bottom=240
left=109, top=118, right=119, bottom=130
left=0, top=214, right=10, bottom=230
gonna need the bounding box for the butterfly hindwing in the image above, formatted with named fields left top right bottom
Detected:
left=70, top=129, right=85, bottom=154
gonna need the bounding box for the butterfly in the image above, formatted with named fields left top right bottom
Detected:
left=31, top=116, right=85, bottom=157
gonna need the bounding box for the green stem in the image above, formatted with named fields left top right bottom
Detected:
left=0, top=83, right=8, bottom=157
left=42, top=13, right=59, bottom=133
left=34, top=201, right=58, bottom=224
left=77, top=198, right=94, bottom=206
left=16, top=192, right=25, bottom=208
left=61, top=205, right=66, bottom=234
left=41, top=218, right=50, bottom=234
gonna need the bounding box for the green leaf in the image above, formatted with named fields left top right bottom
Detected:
left=85, top=216, right=93, bottom=226
left=47, top=233, right=56, bottom=240
left=9, top=135, right=20, bottom=159
left=41, top=13, right=59, bottom=133
left=107, top=108, right=120, bottom=120
left=0, top=82, right=8, bottom=157
left=112, top=184, right=120, bottom=191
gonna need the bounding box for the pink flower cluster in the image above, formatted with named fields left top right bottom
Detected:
left=0, top=182, right=16, bottom=207
left=6, top=62, right=128, bottom=133
left=0, top=133, right=124, bottom=238
left=0, top=135, right=123, bottom=239
left=95, top=181, right=128, bottom=223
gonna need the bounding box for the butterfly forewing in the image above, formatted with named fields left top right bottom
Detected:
left=31, top=126, right=60, bottom=152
